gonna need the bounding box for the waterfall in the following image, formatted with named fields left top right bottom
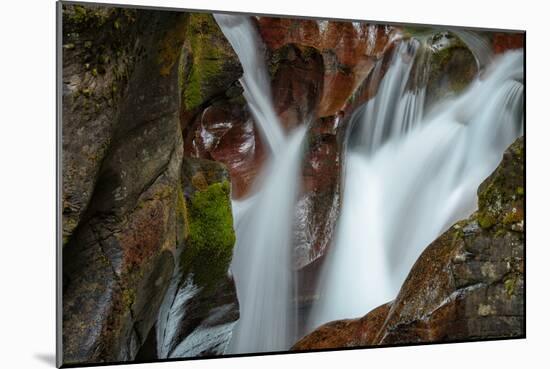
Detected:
left=310, top=47, right=524, bottom=328
left=353, top=39, right=427, bottom=154
left=214, top=14, right=285, bottom=155
left=214, top=14, right=307, bottom=353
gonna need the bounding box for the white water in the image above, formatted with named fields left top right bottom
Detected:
left=215, top=14, right=307, bottom=353
left=310, top=48, right=524, bottom=328
left=156, top=274, right=200, bottom=358
left=214, top=14, right=285, bottom=155
left=354, top=40, right=427, bottom=154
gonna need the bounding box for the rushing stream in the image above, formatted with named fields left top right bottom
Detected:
left=214, top=16, right=524, bottom=352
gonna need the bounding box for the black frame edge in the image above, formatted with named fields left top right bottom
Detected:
left=56, top=1, right=64, bottom=368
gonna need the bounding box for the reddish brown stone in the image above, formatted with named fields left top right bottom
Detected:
left=270, top=45, right=324, bottom=130
left=258, top=17, right=401, bottom=118
left=492, top=32, right=524, bottom=54
left=292, top=303, right=392, bottom=350
left=183, top=100, right=267, bottom=199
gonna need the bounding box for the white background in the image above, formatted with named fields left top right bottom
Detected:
left=0, top=0, right=547, bottom=368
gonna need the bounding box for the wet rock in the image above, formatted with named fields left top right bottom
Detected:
left=183, top=95, right=266, bottom=199
left=292, top=302, right=391, bottom=350
left=269, top=44, right=324, bottom=130
left=294, top=121, right=344, bottom=268
left=293, top=137, right=525, bottom=349
left=257, top=17, right=401, bottom=118
left=62, top=7, right=188, bottom=364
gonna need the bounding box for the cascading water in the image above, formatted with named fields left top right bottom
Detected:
left=353, top=39, right=428, bottom=154
left=310, top=44, right=524, bottom=329
left=214, top=14, right=307, bottom=353
left=213, top=14, right=285, bottom=154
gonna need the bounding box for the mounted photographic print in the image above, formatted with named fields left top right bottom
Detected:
left=57, top=1, right=525, bottom=367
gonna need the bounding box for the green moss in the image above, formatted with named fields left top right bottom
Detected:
left=121, top=287, right=136, bottom=309
left=181, top=180, right=235, bottom=288
left=403, top=26, right=435, bottom=38
left=182, top=14, right=225, bottom=110
left=157, top=13, right=188, bottom=76
left=516, top=186, right=524, bottom=196
left=477, top=212, right=497, bottom=229
left=504, top=275, right=518, bottom=297
left=503, top=209, right=522, bottom=225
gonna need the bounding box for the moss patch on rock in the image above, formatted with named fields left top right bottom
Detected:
left=477, top=138, right=524, bottom=232
left=181, top=180, right=236, bottom=288
left=181, top=14, right=242, bottom=112
left=157, top=13, right=189, bottom=76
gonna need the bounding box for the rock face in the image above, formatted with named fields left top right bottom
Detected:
left=258, top=17, right=401, bottom=118
left=61, top=5, right=142, bottom=246
left=62, top=5, right=239, bottom=365
left=260, top=18, right=402, bottom=272
left=292, top=137, right=525, bottom=350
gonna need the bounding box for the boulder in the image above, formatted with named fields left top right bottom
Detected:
left=183, top=94, right=266, bottom=199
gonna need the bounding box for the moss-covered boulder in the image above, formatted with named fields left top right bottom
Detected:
left=292, top=137, right=525, bottom=349
left=155, top=157, right=239, bottom=359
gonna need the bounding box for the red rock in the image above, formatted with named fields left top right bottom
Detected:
left=292, top=303, right=392, bottom=350
left=183, top=100, right=267, bottom=199
left=258, top=17, right=401, bottom=118
left=270, top=45, right=324, bottom=130
left=492, top=32, right=524, bottom=54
